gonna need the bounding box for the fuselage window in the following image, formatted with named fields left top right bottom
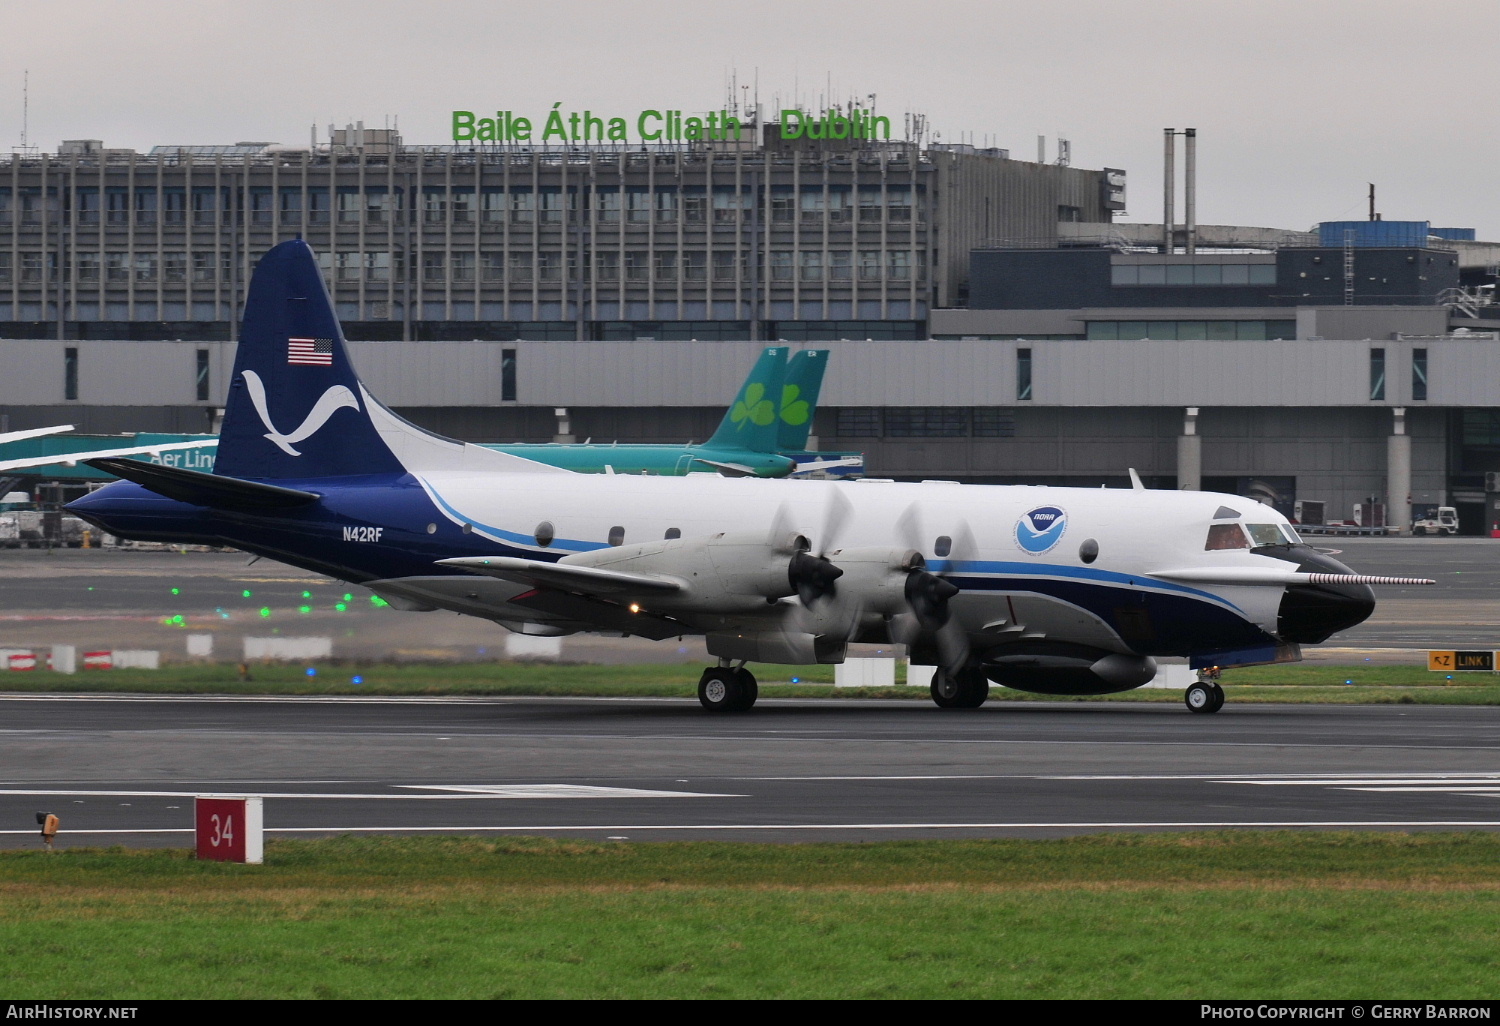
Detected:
left=665, top=527, right=681, bottom=540
left=933, top=535, right=952, bottom=557
left=1246, top=524, right=1287, bottom=548
left=1204, top=523, right=1250, bottom=550
left=534, top=521, right=555, bottom=547
left=608, top=526, right=625, bottom=546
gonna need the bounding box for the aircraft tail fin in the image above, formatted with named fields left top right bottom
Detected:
left=704, top=346, right=789, bottom=454
left=215, top=239, right=565, bottom=480
left=777, top=349, right=828, bottom=450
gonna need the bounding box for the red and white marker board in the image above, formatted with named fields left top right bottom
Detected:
left=195, top=795, right=263, bottom=864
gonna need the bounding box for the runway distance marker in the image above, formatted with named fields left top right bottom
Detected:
left=195, top=795, right=263, bottom=864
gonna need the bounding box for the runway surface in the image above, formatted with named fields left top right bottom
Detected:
left=2, top=695, right=1498, bottom=847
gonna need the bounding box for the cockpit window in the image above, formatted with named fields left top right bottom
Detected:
left=1280, top=524, right=1302, bottom=545
left=1246, top=524, right=1287, bottom=547
left=1212, top=506, right=1241, bottom=520
left=1205, top=524, right=1250, bottom=550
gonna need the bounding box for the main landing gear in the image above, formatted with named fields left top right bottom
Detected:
left=930, top=665, right=989, bottom=709
left=1184, top=681, right=1225, bottom=714
left=698, top=663, right=758, bottom=713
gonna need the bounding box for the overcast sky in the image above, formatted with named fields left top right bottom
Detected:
left=5, top=0, right=1496, bottom=237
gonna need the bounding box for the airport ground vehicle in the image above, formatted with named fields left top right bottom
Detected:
left=1412, top=506, right=1459, bottom=536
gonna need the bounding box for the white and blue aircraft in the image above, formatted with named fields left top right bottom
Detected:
left=66, top=240, right=1431, bottom=714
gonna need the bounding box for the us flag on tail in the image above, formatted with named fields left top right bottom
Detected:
left=287, top=337, right=334, bottom=366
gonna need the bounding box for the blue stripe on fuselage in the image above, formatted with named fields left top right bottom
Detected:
left=419, top=483, right=605, bottom=554
left=930, top=559, right=1244, bottom=614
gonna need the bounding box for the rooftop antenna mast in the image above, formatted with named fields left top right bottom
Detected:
left=16, top=69, right=37, bottom=156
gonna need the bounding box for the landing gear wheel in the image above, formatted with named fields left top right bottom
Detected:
left=930, top=666, right=989, bottom=709
left=698, top=667, right=754, bottom=713
left=1185, top=681, right=1222, bottom=714
left=733, top=668, right=758, bottom=711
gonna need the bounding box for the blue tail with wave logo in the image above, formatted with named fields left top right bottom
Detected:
left=215, top=239, right=405, bottom=480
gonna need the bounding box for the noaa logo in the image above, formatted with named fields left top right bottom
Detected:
left=1015, top=505, right=1067, bottom=554
left=241, top=370, right=359, bottom=456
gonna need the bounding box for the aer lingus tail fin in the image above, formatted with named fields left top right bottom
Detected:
left=776, top=349, right=828, bottom=451
left=704, top=345, right=789, bottom=454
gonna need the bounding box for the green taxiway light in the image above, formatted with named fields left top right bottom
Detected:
left=259, top=607, right=272, bottom=618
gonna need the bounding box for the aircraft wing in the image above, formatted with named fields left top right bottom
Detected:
left=0, top=424, right=75, bottom=446
left=437, top=557, right=690, bottom=639
left=0, top=439, right=217, bottom=474
left=438, top=556, right=684, bottom=595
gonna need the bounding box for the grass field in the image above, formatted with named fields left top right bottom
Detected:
left=1, top=659, right=1498, bottom=705
left=2, top=833, right=1497, bottom=999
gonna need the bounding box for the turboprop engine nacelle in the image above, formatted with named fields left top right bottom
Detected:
left=563, top=530, right=806, bottom=614
left=791, top=547, right=930, bottom=640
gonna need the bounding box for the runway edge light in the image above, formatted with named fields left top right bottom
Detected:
left=195, top=796, right=264, bottom=865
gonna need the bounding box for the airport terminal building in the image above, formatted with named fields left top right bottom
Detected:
left=0, top=126, right=1118, bottom=342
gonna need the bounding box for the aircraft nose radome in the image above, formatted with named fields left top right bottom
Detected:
left=1268, top=544, right=1377, bottom=644
left=1277, top=580, right=1376, bottom=644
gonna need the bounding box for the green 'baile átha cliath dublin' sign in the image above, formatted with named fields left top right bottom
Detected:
left=452, top=105, right=891, bottom=144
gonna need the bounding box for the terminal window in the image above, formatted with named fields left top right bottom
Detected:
left=972, top=409, right=1016, bottom=437
left=836, top=408, right=881, bottom=437
left=1087, top=320, right=1294, bottom=341
left=884, top=408, right=967, bottom=437
left=1369, top=348, right=1386, bottom=401
left=1112, top=262, right=1276, bottom=286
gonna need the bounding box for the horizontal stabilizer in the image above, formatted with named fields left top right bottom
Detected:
left=692, top=458, right=758, bottom=477
left=438, top=556, right=683, bottom=595
left=788, top=457, right=864, bottom=475
left=85, top=457, right=320, bottom=511
left=1150, top=566, right=1435, bottom=586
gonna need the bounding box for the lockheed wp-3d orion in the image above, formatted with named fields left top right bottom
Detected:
left=67, top=240, right=1431, bottom=714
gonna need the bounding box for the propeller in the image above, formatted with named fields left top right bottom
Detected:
left=892, top=503, right=976, bottom=675
left=785, top=487, right=852, bottom=606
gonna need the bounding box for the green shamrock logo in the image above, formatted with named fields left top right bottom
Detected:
left=731, top=383, right=777, bottom=429
left=780, top=384, right=810, bottom=426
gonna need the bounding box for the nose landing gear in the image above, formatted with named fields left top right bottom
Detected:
left=1184, top=680, right=1225, bottom=714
